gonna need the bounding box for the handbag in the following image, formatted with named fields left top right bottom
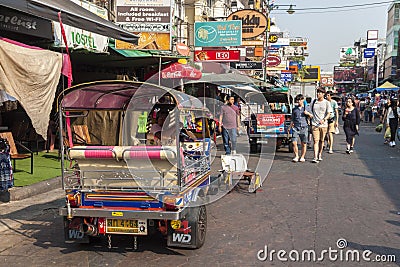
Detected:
left=375, top=124, right=383, bottom=133
left=384, top=127, right=391, bottom=139
left=334, top=127, right=340, bottom=135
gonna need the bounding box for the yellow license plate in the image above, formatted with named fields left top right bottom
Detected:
left=106, top=219, right=147, bottom=235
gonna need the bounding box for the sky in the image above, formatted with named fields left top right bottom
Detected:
left=271, top=0, right=391, bottom=72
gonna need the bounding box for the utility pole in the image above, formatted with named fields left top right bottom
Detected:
left=375, top=47, right=379, bottom=88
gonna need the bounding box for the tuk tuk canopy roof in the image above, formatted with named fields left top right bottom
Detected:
left=58, top=80, right=205, bottom=111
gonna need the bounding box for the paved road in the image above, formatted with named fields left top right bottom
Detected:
left=0, top=123, right=399, bottom=266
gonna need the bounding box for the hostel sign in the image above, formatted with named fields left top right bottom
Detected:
left=53, top=22, right=108, bottom=53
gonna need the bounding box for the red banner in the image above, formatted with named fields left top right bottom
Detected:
left=194, top=50, right=240, bottom=62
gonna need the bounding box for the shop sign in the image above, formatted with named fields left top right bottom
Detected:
left=194, top=50, right=240, bottom=61
left=116, top=6, right=171, bottom=33
left=242, top=40, right=263, bottom=46
left=367, top=39, right=378, bottom=49
left=289, top=41, right=307, bottom=47
left=53, top=22, right=108, bottom=52
left=320, top=76, right=334, bottom=86
left=283, top=46, right=304, bottom=57
left=71, top=0, right=108, bottom=19
left=289, top=37, right=308, bottom=43
left=269, top=34, right=278, bottom=43
left=194, top=21, right=242, bottom=47
left=227, top=9, right=267, bottom=39
left=363, top=48, right=375, bottom=58
left=303, top=66, right=321, bottom=82
left=280, top=71, right=293, bottom=82
left=116, top=0, right=170, bottom=5
left=266, top=55, right=281, bottom=67
left=230, top=61, right=263, bottom=70
left=0, top=6, right=53, bottom=39
left=270, top=32, right=283, bottom=38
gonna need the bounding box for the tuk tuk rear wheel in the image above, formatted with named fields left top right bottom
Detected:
left=187, top=205, right=207, bottom=249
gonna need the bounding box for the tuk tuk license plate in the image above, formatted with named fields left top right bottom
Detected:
left=106, top=219, right=147, bottom=235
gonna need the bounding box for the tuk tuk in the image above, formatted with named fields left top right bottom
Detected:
left=57, top=80, right=216, bottom=249
left=245, top=88, right=293, bottom=153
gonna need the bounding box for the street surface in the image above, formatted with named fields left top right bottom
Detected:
left=0, top=123, right=399, bottom=266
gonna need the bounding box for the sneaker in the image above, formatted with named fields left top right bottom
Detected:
left=349, top=147, right=354, bottom=153
left=318, top=155, right=323, bottom=161
left=328, top=150, right=333, bottom=154
left=299, top=158, right=306, bottom=162
left=346, top=149, right=350, bottom=154
left=312, top=158, right=319, bottom=163
left=392, top=141, right=396, bottom=147
left=292, top=157, right=299, bottom=162
left=384, top=140, right=389, bottom=144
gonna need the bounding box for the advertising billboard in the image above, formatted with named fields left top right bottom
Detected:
left=194, top=21, right=242, bottom=47
left=333, top=66, right=364, bottom=83
left=302, top=66, right=320, bottom=82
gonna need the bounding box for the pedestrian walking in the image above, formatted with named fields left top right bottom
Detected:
left=386, top=98, right=399, bottom=147
left=342, top=98, right=360, bottom=154
left=305, top=96, right=313, bottom=148
left=364, top=97, right=373, bottom=123
left=382, top=98, right=392, bottom=144
left=326, top=91, right=339, bottom=154
left=289, top=94, right=312, bottom=162
left=310, top=88, right=332, bottom=163
left=219, top=95, right=240, bottom=155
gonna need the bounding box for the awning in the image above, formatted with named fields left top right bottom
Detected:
left=109, top=39, right=188, bottom=59
left=0, top=0, right=138, bottom=44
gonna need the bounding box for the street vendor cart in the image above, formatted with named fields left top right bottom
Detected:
left=58, top=80, right=216, bottom=249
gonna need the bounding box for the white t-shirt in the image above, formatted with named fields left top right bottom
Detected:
left=386, top=106, right=400, bottom=124
left=311, top=99, right=333, bottom=127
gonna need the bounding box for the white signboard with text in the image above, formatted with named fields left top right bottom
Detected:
left=53, top=22, right=109, bottom=53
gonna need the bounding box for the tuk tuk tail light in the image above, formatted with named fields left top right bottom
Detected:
left=66, top=192, right=81, bottom=208
left=162, top=195, right=182, bottom=211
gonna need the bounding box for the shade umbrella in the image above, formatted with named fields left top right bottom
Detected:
left=160, top=62, right=202, bottom=80
left=375, top=81, right=399, bottom=92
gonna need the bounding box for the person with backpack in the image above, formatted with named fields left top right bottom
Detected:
left=386, top=98, right=399, bottom=147
left=289, top=94, right=312, bottom=162
left=310, top=88, right=333, bottom=163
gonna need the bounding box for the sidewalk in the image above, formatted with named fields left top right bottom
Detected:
left=0, top=176, right=62, bottom=203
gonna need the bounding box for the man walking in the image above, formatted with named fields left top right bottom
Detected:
left=289, top=94, right=312, bottom=162
left=219, top=95, right=240, bottom=155
left=326, top=91, right=339, bottom=154
left=311, top=88, right=332, bottom=163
